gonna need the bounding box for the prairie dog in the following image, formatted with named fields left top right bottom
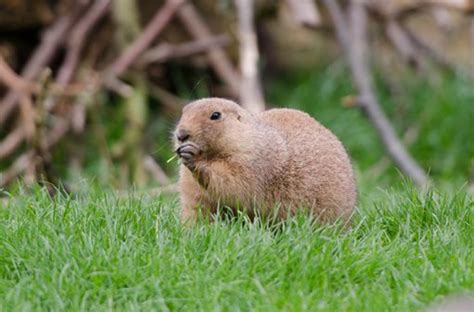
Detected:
left=174, top=98, right=357, bottom=223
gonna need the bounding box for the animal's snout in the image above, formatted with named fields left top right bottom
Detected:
left=176, top=129, right=190, bottom=142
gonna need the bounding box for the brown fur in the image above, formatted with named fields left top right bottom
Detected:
left=174, top=98, right=357, bottom=223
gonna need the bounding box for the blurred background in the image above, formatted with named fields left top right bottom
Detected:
left=0, top=0, right=473, bottom=195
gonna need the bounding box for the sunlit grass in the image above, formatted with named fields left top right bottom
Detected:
left=0, top=184, right=472, bottom=311
left=1, top=63, right=472, bottom=310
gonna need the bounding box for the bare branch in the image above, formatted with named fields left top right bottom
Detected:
left=177, top=2, right=241, bottom=96
left=285, top=0, right=321, bottom=28
left=148, top=84, right=186, bottom=117
left=0, top=55, right=85, bottom=97
left=0, top=126, right=24, bottom=159
left=364, top=0, right=474, bottom=18
left=104, top=76, right=134, bottom=97
left=149, top=83, right=188, bottom=109
left=1, top=0, right=106, bottom=136
left=324, top=0, right=429, bottom=187
left=0, top=152, right=34, bottom=187
left=45, top=118, right=70, bottom=148
left=57, top=0, right=112, bottom=85
left=385, top=19, right=424, bottom=69
left=0, top=5, right=84, bottom=126
left=19, top=95, right=36, bottom=141
left=140, top=35, right=230, bottom=65
left=0, top=56, right=37, bottom=92
left=321, top=0, right=351, bottom=50
left=402, top=23, right=457, bottom=71
left=235, top=0, right=266, bottom=113
left=0, top=86, right=73, bottom=188
left=109, top=0, right=185, bottom=76
left=420, top=0, right=473, bottom=11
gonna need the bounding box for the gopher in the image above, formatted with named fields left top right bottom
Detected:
left=174, top=98, right=357, bottom=223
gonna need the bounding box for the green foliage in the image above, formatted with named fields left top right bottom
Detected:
left=0, top=185, right=472, bottom=310
left=267, top=64, right=474, bottom=187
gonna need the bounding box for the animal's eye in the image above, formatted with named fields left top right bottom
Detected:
left=210, top=112, right=221, bottom=120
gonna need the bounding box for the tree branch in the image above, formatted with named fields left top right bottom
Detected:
left=402, top=23, right=457, bottom=72
left=0, top=5, right=85, bottom=126
left=321, top=0, right=351, bottom=50
left=109, top=0, right=185, bottom=77
left=0, top=126, right=24, bottom=159
left=285, top=0, right=321, bottom=28
left=177, top=2, right=241, bottom=97
left=139, top=35, right=230, bottom=65
left=0, top=56, right=37, bottom=93
left=365, top=0, right=474, bottom=19
left=235, top=0, right=266, bottom=113
left=0, top=152, right=34, bottom=187
left=385, top=19, right=424, bottom=69
left=323, top=0, right=429, bottom=187
left=0, top=2, right=107, bottom=162
left=57, top=0, right=112, bottom=85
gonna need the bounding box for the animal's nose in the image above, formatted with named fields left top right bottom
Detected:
left=177, top=129, right=190, bottom=142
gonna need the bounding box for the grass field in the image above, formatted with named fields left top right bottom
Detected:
left=0, top=184, right=472, bottom=311
left=1, top=65, right=473, bottom=311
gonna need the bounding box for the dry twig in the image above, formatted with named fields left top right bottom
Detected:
left=0, top=56, right=84, bottom=97
left=385, top=19, right=424, bottom=69
left=109, top=0, right=185, bottom=76
left=57, top=0, right=112, bottom=85
left=235, top=0, right=266, bottom=113
left=0, top=5, right=85, bottom=126
left=140, top=35, right=230, bottom=65
left=285, top=0, right=321, bottom=28
left=177, top=2, right=241, bottom=96
left=19, top=95, right=35, bottom=141
left=0, top=126, right=24, bottom=159
left=365, top=0, right=474, bottom=18
left=148, top=84, right=186, bottom=117
left=0, top=114, right=70, bottom=187
left=402, top=23, right=456, bottom=71
left=323, top=0, right=429, bottom=187
left=0, top=56, right=37, bottom=93
left=0, top=2, right=108, bottom=165
left=0, top=152, right=34, bottom=187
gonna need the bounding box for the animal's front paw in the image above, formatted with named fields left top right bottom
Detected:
left=176, top=143, right=200, bottom=171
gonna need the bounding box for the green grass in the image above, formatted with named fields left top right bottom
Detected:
left=1, top=63, right=472, bottom=310
left=0, top=184, right=472, bottom=311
